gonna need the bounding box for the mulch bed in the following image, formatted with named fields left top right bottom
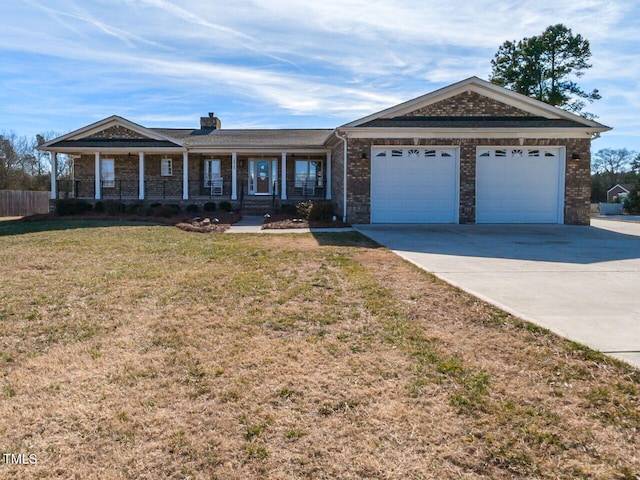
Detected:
left=175, top=213, right=241, bottom=233
left=262, top=213, right=349, bottom=229
left=21, top=211, right=242, bottom=233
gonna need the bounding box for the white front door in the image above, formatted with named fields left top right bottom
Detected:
left=249, top=159, right=275, bottom=195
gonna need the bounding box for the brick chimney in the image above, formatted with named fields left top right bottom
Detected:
left=200, top=112, right=221, bottom=130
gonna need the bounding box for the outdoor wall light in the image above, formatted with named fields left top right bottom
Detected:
left=360, top=151, right=368, bottom=159
left=571, top=153, right=581, bottom=160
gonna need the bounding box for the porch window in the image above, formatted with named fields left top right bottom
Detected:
left=101, top=159, right=115, bottom=188
left=161, top=158, right=173, bottom=176
left=294, top=160, right=323, bottom=188
left=204, top=159, right=221, bottom=187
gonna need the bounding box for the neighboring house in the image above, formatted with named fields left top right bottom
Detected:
left=38, top=77, right=610, bottom=224
left=607, top=184, right=633, bottom=203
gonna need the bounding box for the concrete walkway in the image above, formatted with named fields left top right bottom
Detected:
left=355, top=219, right=640, bottom=369
left=226, top=216, right=353, bottom=234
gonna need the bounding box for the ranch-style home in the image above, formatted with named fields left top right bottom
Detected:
left=38, top=77, right=610, bottom=224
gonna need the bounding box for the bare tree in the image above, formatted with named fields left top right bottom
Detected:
left=591, top=148, right=635, bottom=183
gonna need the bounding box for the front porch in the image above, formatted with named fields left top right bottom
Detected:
left=51, top=151, right=332, bottom=208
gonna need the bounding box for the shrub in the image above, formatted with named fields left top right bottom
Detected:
left=93, top=201, right=104, bottom=213
left=158, top=205, right=178, bottom=218
left=149, top=202, right=162, bottom=209
left=280, top=204, right=297, bottom=215
left=624, top=188, right=640, bottom=214
left=203, top=202, right=216, bottom=212
left=54, top=199, right=92, bottom=216
left=126, top=202, right=143, bottom=215
left=296, top=201, right=312, bottom=219
left=309, top=201, right=335, bottom=221
left=219, top=201, right=232, bottom=212
left=103, top=200, right=125, bottom=215
left=296, top=200, right=335, bottom=221
left=186, top=204, right=199, bottom=213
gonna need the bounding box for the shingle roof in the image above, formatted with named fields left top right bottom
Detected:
left=358, top=116, right=586, bottom=128
left=50, top=139, right=182, bottom=148
left=153, top=128, right=333, bottom=148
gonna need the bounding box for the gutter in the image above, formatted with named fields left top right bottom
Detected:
left=334, top=130, right=348, bottom=223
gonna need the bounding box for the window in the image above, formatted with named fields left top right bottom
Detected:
left=101, top=159, right=115, bottom=187
left=204, top=159, right=221, bottom=187
left=161, top=158, right=173, bottom=176
left=295, top=160, right=323, bottom=188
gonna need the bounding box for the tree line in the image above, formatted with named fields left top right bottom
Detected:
left=0, top=132, right=71, bottom=191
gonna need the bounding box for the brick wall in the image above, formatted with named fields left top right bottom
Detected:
left=341, top=137, right=591, bottom=225
left=405, top=91, right=536, bottom=117
left=144, top=154, right=182, bottom=199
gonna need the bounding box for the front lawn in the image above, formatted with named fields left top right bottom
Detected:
left=0, top=221, right=638, bottom=479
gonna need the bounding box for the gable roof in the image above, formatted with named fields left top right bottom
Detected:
left=37, top=115, right=184, bottom=150
left=340, top=77, right=610, bottom=132
left=607, top=184, right=633, bottom=194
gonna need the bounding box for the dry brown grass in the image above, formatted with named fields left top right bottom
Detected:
left=0, top=221, right=638, bottom=479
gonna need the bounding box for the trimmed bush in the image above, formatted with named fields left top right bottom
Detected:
left=186, top=204, right=200, bottom=213
left=219, top=201, right=232, bottom=212
left=103, top=200, right=125, bottom=215
left=126, top=202, right=143, bottom=215
left=54, top=199, right=92, bottom=216
left=280, top=204, right=297, bottom=215
left=149, top=202, right=162, bottom=209
left=203, top=202, right=216, bottom=212
left=296, top=200, right=334, bottom=221
left=167, top=204, right=181, bottom=214
left=93, top=201, right=104, bottom=213
left=308, top=200, right=335, bottom=221
left=158, top=205, right=177, bottom=218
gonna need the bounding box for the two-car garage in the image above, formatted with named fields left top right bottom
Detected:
left=370, top=146, right=565, bottom=224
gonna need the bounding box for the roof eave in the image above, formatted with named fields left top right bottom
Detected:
left=337, top=126, right=611, bottom=139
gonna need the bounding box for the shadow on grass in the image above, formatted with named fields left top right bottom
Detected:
left=311, top=230, right=381, bottom=248
left=0, top=218, right=165, bottom=237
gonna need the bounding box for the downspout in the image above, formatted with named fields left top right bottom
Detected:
left=334, top=130, right=348, bottom=223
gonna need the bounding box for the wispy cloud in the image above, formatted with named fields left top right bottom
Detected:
left=1, top=0, right=639, bottom=152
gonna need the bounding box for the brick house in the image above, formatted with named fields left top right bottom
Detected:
left=39, top=77, right=610, bottom=224
left=606, top=184, right=633, bottom=203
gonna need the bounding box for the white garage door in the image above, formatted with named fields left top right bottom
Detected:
left=476, top=147, right=565, bottom=223
left=371, top=147, right=459, bottom=223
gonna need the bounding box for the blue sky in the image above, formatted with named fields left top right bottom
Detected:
left=1, top=0, right=639, bottom=154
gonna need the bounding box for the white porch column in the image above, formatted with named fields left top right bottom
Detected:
left=325, top=151, right=331, bottom=200
left=94, top=152, right=101, bottom=200
left=231, top=152, right=238, bottom=200
left=182, top=151, right=189, bottom=200
left=50, top=152, right=57, bottom=199
left=281, top=152, right=287, bottom=200
left=138, top=152, right=145, bottom=200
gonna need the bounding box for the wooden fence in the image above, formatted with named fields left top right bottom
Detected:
left=0, top=190, right=50, bottom=217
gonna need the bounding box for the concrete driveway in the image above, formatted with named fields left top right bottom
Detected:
left=355, top=218, right=640, bottom=369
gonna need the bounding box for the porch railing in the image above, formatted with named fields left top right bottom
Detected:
left=68, top=178, right=327, bottom=201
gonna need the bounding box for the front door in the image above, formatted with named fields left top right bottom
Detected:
left=249, top=159, right=273, bottom=195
